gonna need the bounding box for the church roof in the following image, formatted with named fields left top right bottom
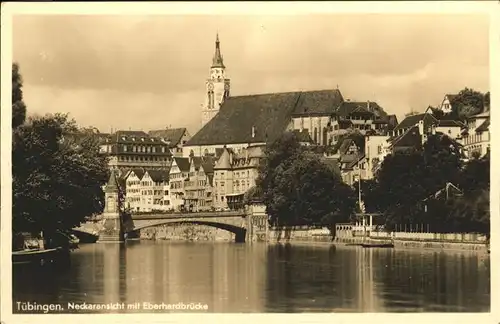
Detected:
left=291, top=89, right=344, bottom=116
left=187, top=91, right=302, bottom=146
left=148, top=128, right=187, bottom=147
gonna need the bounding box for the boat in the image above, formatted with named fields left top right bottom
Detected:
left=12, top=247, right=69, bottom=267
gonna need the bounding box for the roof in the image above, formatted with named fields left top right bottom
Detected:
left=475, top=118, right=490, bottom=133
left=470, top=110, right=490, bottom=119
left=291, top=89, right=344, bottom=116
left=390, top=125, right=422, bottom=149
left=148, top=128, right=186, bottom=147
left=201, top=156, right=215, bottom=174
left=437, top=120, right=464, bottom=127
left=190, top=156, right=203, bottom=170
left=129, top=168, right=145, bottom=180
left=214, top=147, right=232, bottom=170
left=187, top=91, right=303, bottom=146
left=173, top=157, right=190, bottom=172
left=147, top=169, right=170, bottom=183
left=212, top=33, right=225, bottom=69
left=393, top=112, right=437, bottom=133
left=335, top=101, right=384, bottom=118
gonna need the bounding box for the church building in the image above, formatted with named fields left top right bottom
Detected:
left=184, top=34, right=396, bottom=158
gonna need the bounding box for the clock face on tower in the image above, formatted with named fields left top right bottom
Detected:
left=208, top=83, right=214, bottom=91
left=224, top=83, right=230, bottom=91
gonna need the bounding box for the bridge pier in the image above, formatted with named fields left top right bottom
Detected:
left=246, top=203, right=269, bottom=243
left=98, top=170, right=124, bottom=243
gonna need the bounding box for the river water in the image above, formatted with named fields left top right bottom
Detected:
left=12, top=241, right=490, bottom=313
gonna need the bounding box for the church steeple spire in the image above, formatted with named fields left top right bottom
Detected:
left=211, top=32, right=225, bottom=68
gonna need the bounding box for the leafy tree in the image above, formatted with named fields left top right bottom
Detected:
left=450, top=87, right=486, bottom=119
left=257, top=132, right=356, bottom=229
left=12, top=63, right=27, bottom=129
left=12, top=113, right=109, bottom=245
left=366, top=134, right=463, bottom=230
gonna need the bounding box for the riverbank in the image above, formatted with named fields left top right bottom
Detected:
left=268, top=227, right=489, bottom=252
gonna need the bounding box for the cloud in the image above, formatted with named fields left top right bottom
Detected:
left=13, top=14, right=489, bottom=132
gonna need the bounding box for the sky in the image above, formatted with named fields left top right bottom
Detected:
left=12, top=14, right=489, bottom=135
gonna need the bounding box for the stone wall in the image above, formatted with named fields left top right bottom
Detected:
left=268, top=227, right=332, bottom=243
left=139, top=224, right=234, bottom=241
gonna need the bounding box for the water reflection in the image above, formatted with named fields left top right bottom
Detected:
left=12, top=242, right=490, bottom=313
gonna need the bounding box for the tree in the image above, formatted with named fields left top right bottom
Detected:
left=450, top=87, right=486, bottom=119
left=12, top=113, right=109, bottom=244
left=257, top=132, right=356, bottom=229
left=12, top=63, right=27, bottom=129
left=370, top=134, right=463, bottom=230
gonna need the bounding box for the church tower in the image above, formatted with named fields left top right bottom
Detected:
left=201, top=33, right=230, bottom=128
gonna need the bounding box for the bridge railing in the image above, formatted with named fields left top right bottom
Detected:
left=131, top=210, right=246, bottom=220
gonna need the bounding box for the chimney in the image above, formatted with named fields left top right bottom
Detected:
left=251, top=126, right=256, bottom=138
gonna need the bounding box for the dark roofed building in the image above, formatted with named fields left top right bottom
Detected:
left=186, top=88, right=393, bottom=156
left=148, top=127, right=191, bottom=157
left=100, top=130, right=172, bottom=175
left=187, top=91, right=302, bottom=147
left=392, top=111, right=438, bottom=136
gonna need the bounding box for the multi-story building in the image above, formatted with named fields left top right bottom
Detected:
left=168, top=157, right=191, bottom=211
left=184, top=156, right=215, bottom=211
left=213, top=145, right=264, bottom=210
left=99, top=130, right=172, bottom=176
left=146, top=169, right=170, bottom=211
left=148, top=127, right=192, bottom=157
left=462, top=110, right=490, bottom=158
left=124, top=168, right=145, bottom=212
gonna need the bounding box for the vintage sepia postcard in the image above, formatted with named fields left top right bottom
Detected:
left=1, top=2, right=498, bottom=324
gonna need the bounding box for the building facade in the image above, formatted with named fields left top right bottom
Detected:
left=148, top=128, right=192, bottom=157
left=463, top=111, right=490, bottom=158
left=184, top=157, right=215, bottom=211
left=213, top=145, right=264, bottom=210
left=99, top=130, right=172, bottom=176
left=168, top=157, right=191, bottom=211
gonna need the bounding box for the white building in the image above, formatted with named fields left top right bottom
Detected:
left=462, top=110, right=490, bottom=158
left=168, top=157, right=191, bottom=211
left=124, top=169, right=145, bottom=212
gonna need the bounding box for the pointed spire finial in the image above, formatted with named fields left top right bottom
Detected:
left=212, top=32, right=225, bottom=69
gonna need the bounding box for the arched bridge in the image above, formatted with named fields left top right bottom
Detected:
left=127, top=211, right=249, bottom=242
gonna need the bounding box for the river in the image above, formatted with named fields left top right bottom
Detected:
left=12, top=241, right=490, bottom=313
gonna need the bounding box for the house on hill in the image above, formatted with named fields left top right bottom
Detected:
left=462, top=110, right=490, bottom=158
left=184, top=88, right=393, bottom=157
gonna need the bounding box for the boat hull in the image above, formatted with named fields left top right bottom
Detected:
left=12, top=247, right=70, bottom=268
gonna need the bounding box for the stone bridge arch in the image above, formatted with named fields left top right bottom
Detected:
left=130, top=218, right=247, bottom=243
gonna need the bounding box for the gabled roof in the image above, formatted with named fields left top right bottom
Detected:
left=335, top=101, right=380, bottom=118
left=214, top=147, right=232, bottom=170
left=187, top=91, right=303, bottom=146
left=173, top=157, right=190, bottom=172
left=393, top=112, right=437, bottom=133
left=201, top=156, right=215, bottom=174
left=146, top=169, right=170, bottom=183
left=190, top=156, right=203, bottom=170
left=390, top=125, right=422, bottom=149
left=128, top=168, right=145, bottom=180
left=148, top=128, right=187, bottom=147
left=475, top=118, right=490, bottom=133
